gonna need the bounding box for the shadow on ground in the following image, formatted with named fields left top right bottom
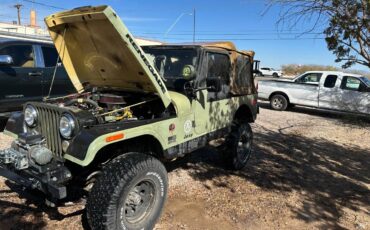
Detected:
left=258, top=101, right=370, bottom=127
left=0, top=180, right=88, bottom=230
left=168, top=127, right=370, bottom=229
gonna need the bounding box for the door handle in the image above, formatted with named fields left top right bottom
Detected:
left=28, top=71, right=43, bottom=76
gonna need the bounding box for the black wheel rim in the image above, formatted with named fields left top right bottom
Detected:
left=124, top=180, right=156, bottom=224
left=272, top=97, right=283, bottom=109
left=236, top=129, right=252, bottom=163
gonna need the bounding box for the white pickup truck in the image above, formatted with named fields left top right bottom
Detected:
left=258, top=71, right=370, bottom=114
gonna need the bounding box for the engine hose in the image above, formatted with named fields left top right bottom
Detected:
left=65, top=98, right=99, bottom=108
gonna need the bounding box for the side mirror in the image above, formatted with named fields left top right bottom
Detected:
left=0, top=55, right=13, bottom=65
left=206, top=78, right=222, bottom=92
left=182, top=65, right=196, bottom=80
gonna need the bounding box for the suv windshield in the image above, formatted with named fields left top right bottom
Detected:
left=143, top=47, right=198, bottom=79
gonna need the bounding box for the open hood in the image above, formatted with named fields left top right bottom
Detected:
left=44, top=5, right=171, bottom=107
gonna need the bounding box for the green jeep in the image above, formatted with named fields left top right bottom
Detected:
left=0, top=5, right=258, bottom=230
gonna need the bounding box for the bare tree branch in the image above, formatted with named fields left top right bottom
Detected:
left=271, top=0, right=370, bottom=69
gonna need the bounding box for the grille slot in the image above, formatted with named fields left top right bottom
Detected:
left=31, top=103, right=64, bottom=158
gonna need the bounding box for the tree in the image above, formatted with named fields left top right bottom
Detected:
left=273, top=0, right=369, bottom=69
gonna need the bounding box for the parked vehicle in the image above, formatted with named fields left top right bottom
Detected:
left=0, top=38, right=75, bottom=118
left=258, top=67, right=283, bottom=77
left=258, top=71, right=370, bottom=114
left=0, top=5, right=258, bottom=230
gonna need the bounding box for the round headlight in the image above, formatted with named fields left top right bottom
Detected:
left=24, top=105, right=37, bottom=127
left=59, top=113, right=76, bottom=139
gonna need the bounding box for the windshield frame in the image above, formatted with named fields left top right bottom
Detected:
left=142, top=46, right=201, bottom=79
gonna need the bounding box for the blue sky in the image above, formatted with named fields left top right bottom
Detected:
left=0, top=0, right=367, bottom=72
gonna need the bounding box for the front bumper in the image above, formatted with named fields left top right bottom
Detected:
left=0, top=137, right=72, bottom=199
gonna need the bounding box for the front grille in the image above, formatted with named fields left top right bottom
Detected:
left=29, top=103, right=64, bottom=158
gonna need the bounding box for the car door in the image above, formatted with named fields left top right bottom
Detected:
left=0, top=44, right=43, bottom=113
left=204, top=51, right=233, bottom=132
left=289, top=72, right=321, bottom=107
left=338, top=76, right=370, bottom=113
left=319, top=74, right=340, bottom=110
left=39, top=45, right=76, bottom=98
left=190, top=51, right=232, bottom=135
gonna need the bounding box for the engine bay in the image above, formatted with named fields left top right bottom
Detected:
left=48, top=87, right=174, bottom=126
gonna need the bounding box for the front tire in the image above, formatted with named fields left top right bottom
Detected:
left=86, top=152, right=168, bottom=230
left=223, top=122, right=253, bottom=170
left=270, top=94, right=288, bottom=111
left=272, top=72, right=278, bottom=78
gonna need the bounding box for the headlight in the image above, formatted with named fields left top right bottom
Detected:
left=24, top=105, right=37, bottom=127
left=59, top=113, right=76, bottom=139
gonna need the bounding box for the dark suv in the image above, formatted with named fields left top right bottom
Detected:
left=0, top=39, right=75, bottom=120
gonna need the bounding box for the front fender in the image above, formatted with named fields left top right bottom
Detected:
left=64, top=119, right=169, bottom=166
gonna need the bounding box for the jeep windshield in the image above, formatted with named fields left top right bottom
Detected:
left=143, top=47, right=199, bottom=79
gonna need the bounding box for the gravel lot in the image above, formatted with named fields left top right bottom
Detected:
left=0, top=103, right=369, bottom=230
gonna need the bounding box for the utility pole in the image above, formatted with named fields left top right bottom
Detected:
left=193, top=8, right=196, bottom=43
left=14, top=4, right=23, bottom=25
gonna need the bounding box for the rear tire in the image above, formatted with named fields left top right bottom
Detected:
left=86, top=152, right=168, bottom=230
left=270, top=94, right=288, bottom=111
left=223, top=122, right=253, bottom=170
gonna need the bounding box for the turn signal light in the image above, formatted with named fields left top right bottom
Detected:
left=106, top=133, right=124, bottom=142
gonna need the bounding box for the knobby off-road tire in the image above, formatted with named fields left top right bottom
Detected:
left=270, top=94, right=288, bottom=111
left=86, top=152, right=168, bottom=230
left=224, top=122, right=253, bottom=170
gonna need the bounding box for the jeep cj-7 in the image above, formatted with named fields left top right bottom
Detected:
left=0, top=5, right=258, bottom=230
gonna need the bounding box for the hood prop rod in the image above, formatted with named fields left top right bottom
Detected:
left=44, top=25, right=68, bottom=101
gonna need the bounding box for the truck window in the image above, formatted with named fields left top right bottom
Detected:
left=0, top=45, right=34, bottom=67
left=207, top=52, right=230, bottom=85
left=41, top=46, right=59, bottom=67
left=236, top=55, right=251, bottom=88
left=297, top=73, right=322, bottom=84
left=341, top=76, right=361, bottom=91
left=323, top=75, right=338, bottom=88
left=206, top=52, right=231, bottom=100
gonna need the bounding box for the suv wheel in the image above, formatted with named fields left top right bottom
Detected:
left=224, top=122, right=253, bottom=170
left=86, top=152, right=168, bottom=230
left=272, top=72, right=278, bottom=78
left=270, top=94, right=288, bottom=111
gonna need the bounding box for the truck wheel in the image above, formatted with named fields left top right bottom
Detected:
left=223, top=122, right=253, bottom=170
left=270, top=94, right=288, bottom=111
left=272, top=72, right=278, bottom=78
left=86, top=152, right=168, bottom=230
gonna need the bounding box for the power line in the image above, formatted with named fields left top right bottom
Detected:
left=137, top=36, right=326, bottom=41
left=22, top=0, right=66, bottom=10
left=135, top=32, right=323, bottom=36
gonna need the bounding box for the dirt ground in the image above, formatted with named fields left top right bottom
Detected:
left=0, top=103, right=369, bottom=230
